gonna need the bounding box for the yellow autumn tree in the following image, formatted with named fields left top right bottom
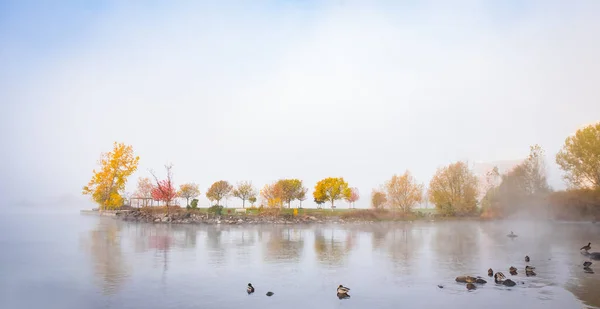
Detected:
left=260, top=182, right=284, bottom=208
left=556, top=122, right=600, bottom=189
left=313, top=177, right=352, bottom=209
left=385, top=171, right=423, bottom=213
left=428, top=161, right=479, bottom=216
left=82, top=142, right=140, bottom=210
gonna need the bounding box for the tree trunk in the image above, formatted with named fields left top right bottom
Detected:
left=242, top=199, right=246, bottom=208
left=186, top=197, right=190, bottom=207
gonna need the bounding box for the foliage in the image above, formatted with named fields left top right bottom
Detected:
left=82, top=142, right=140, bottom=210
left=548, top=189, right=600, bottom=220
left=208, top=205, right=224, bottom=216
left=248, top=196, right=257, bottom=206
left=276, top=179, right=306, bottom=208
left=133, top=177, right=153, bottom=199
left=150, top=164, right=177, bottom=212
left=206, top=180, right=233, bottom=205
left=385, top=171, right=423, bottom=213
left=428, top=161, right=479, bottom=216
left=313, top=177, right=352, bottom=208
left=297, top=187, right=308, bottom=208
left=314, top=197, right=325, bottom=209
left=232, top=181, right=257, bottom=208
left=188, top=198, right=199, bottom=209
left=482, top=145, right=552, bottom=218
left=178, top=183, right=200, bottom=206
left=345, top=187, right=360, bottom=208
left=556, top=122, right=600, bottom=189
left=260, top=183, right=283, bottom=208
left=371, top=189, right=387, bottom=209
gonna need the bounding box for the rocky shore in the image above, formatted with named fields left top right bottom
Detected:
left=117, top=209, right=362, bottom=225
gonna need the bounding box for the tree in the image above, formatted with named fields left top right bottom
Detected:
left=178, top=183, right=200, bottom=207
left=314, top=197, right=325, bottom=209
left=248, top=196, right=257, bottom=207
left=232, top=181, right=257, bottom=208
left=276, top=179, right=305, bottom=208
left=371, top=189, right=387, bottom=209
left=206, top=180, right=233, bottom=206
left=483, top=145, right=552, bottom=218
left=346, top=187, right=360, bottom=209
left=150, top=164, right=177, bottom=212
left=428, top=161, right=479, bottom=216
left=82, top=142, right=140, bottom=210
left=297, top=187, right=308, bottom=208
left=313, top=177, right=352, bottom=209
left=385, top=171, right=423, bottom=213
left=556, top=122, right=600, bottom=189
left=260, top=182, right=283, bottom=208
left=134, top=177, right=153, bottom=198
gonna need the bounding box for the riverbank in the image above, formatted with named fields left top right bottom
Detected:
left=90, top=207, right=485, bottom=225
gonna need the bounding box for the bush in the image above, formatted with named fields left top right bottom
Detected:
left=189, top=199, right=198, bottom=209
left=208, top=205, right=224, bottom=216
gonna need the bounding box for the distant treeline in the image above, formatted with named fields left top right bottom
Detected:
left=83, top=123, right=600, bottom=220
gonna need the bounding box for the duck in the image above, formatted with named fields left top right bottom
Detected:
left=525, top=255, right=530, bottom=262
left=247, top=283, right=255, bottom=294
left=266, top=291, right=274, bottom=297
left=507, top=231, right=518, bottom=238
left=583, top=261, right=592, bottom=267
left=488, top=268, right=494, bottom=277
left=584, top=267, right=594, bottom=274
left=337, top=285, right=350, bottom=295
left=509, top=266, right=518, bottom=275
left=494, top=272, right=516, bottom=287
left=581, top=242, right=591, bottom=251
left=525, top=265, right=536, bottom=276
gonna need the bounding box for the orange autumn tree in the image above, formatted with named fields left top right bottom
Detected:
left=82, top=142, right=140, bottom=210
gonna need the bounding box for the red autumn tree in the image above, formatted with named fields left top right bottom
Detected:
left=150, top=164, right=177, bottom=213
left=346, top=187, right=360, bottom=209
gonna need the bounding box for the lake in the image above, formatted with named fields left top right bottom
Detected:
left=0, top=213, right=599, bottom=309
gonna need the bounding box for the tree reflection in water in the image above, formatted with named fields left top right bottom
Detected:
left=314, top=228, right=356, bottom=266
left=81, top=218, right=131, bottom=295
left=264, top=227, right=305, bottom=263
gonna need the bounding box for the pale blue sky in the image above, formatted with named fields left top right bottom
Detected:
left=1, top=1, right=599, bottom=210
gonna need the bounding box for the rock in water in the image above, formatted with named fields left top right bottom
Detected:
left=266, top=291, right=274, bottom=297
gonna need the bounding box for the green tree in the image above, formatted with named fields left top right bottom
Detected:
left=313, top=177, right=351, bottom=209
left=428, top=161, right=479, bottom=216
left=556, top=122, right=600, bottom=189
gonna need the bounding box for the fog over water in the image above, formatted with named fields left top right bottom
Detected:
left=1, top=215, right=599, bottom=309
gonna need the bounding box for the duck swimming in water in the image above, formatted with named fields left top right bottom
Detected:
left=488, top=268, right=494, bottom=277
left=509, top=266, right=518, bottom=275
left=247, top=283, right=255, bottom=294
left=507, top=231, right=518, bottom=238
left=581, top=242, right=591, bottom=251
left=337, top=285, right=350, bottom=295
left=525, top=255, right=530, bottom=262
left=266, top=291, right=274, bottom=297
left=525, top=265, right=536, bottom=276
left=584, top=261, right=592, bottom=267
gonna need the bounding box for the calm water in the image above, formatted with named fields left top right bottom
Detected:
left=1, top=214, right=599, bottom=309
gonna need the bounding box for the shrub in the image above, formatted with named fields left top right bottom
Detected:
left=208, top=205, right=224, bottom=216
left=190, top=199, right=198, bottom=209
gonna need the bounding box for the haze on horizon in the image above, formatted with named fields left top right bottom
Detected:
left=1, top=1, right=599, bottom=210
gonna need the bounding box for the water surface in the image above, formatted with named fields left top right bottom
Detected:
left=1, top=214, right=599, bottom=309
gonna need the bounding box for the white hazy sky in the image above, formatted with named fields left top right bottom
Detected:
left=1, top=0, right=599, bottom=209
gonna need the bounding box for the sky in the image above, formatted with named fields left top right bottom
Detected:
left=1, top=0, right=599, bottom=210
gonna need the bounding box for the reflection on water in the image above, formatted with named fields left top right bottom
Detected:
left=2, top=215, right=600, bottom=309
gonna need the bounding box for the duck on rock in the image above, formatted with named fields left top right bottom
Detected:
left=494, top=272, right=516, bottom=287
left=525, top=255, right=530, bottom=262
